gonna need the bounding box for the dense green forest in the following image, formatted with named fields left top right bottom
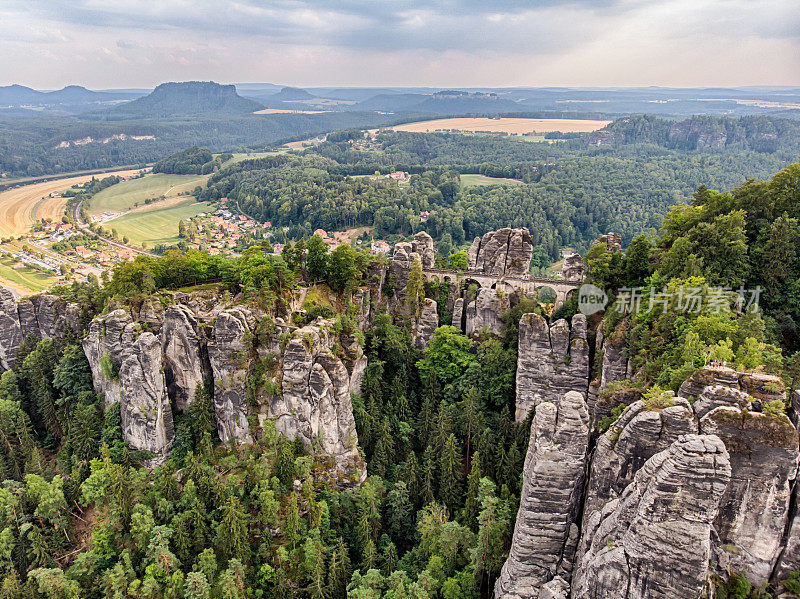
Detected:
left=196, top=128, right=795, bottom=257
left=0, top=162, right=799, bottom=597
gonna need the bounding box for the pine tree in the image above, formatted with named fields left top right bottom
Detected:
left=438, top=433, right=461, bottom=510
left=216, top=497, right=249, bottom=562
left=462, top=452, right=482, bottom=530
left=460, top=387, right=483, bottom=458
left=184, top=571, right=211, bottom=599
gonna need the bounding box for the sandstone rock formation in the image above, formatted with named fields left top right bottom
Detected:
left=596, top=321, right=630, bottom=390
left=582, top=397, right=697, bottom=529
left=412, top=298, right=438, bottom=349
left=118, top=332, right=174, bottom=462
left=572, top=434, right=732, bottom=599
left=495, top=391, right=590, bottom=598
left=700, top=406, right=799, bottom=584
left=207, top=307, right=254, bottom=445
left=464, top=287, right=508, bottom=337
left=83, top=309, right=137, bottom=406
left=161, top=304, right=209, bottom=411
left=275, top=318, right=364, bottom=476
left=561, top=252, right=586, bottom=282
left=468, top=228, right=533, bottom=276
left=0, top=289, right=80, bottom=370
left=412, top=231, right=435, bottom=269
left=592, top=232, right=622, bottom=254
left=515, top=313, right=589, bottom=420
left=0, top=288, right=23, bottom=370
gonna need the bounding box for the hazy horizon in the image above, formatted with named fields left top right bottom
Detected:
left=2, top=0, right=799, bottom=90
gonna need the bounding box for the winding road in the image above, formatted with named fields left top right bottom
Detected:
left=73, top=200, right=157, bottom=258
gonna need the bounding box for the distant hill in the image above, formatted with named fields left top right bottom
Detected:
left=270, top=86, right=316, bottom=101
left=0, top=85, right=45, bottom=105
left=587, top=114, right=800, bottom=153
left=89, top=81, right=263, bottom=120
left=0, top=85, right=138, bottom=114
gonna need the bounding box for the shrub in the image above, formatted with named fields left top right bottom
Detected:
left=784, top=570, right=800, bottom=595
left=642, top=385, right=676, bottom=409
left=597, top=404, right=626, bottom=433
left=100, top=352, right=118, bottom=381
left=763, top=399, right=786, bottom=416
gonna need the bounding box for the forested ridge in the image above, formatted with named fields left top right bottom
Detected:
left=196, top=126, right=795, bottom=258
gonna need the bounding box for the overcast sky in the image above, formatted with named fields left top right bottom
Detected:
left=1, top=0, right=799, bottom=89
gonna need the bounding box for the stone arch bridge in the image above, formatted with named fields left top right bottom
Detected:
left=423, top=267, right=580, bottom=308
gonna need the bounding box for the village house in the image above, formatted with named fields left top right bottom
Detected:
left=74, top=245, right=93, bottom=259
left=371, top=239, right=391, bottom=255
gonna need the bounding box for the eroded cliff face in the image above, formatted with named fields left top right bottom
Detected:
left=572, top=434, right=732, bottom=599
left=467, top=227, right=533, bottom=276
left=464, top=288, right=508, bottom=338
left=582, top=396, right=697, bottom=531
left=118, top=332, right=174, bottom=463
left=207, top=307, right=254, bottom=445
left=161, top=303, right=209, bottom=411
left=701, top=405, right=799, bottom=583
left=275, top=318, right=364, bottom=476
left=495, top=391, right=590, bottom=599
left=515, top=313, right=589, bottom=421
left=77, top=297, right=368, bottom=477
left=502, top=353, right=800, bottom=598
left=0, top=288, right=80, bottom=370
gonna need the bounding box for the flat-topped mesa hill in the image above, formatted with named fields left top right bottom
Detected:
left=87, top=81, right=263, bottom=120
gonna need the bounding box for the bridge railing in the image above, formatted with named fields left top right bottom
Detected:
left=422, top=267, right=578, bottom=288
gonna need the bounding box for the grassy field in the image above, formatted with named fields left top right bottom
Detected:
left=0, top=168, right=143, bottom=237
left=0, top=257, right=58, bottom=295
left=110, top=199, right=211, bottom=247
left=392, top=117, right=611, bottom=135
left=460, top=174, right=524, bottom=188
left=88, top=173, right=208, bottom=215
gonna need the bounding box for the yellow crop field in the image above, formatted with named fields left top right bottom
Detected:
left=0, top=169, right=142, bottom=237
left=390, top=117, right=611, bottom=134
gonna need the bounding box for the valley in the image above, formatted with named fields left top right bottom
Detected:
left=389, top=116, right=611, bottom=135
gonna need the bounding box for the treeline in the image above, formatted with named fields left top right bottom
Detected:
left=197, top=131, right=793, bottom=257
left=153, top=146, right=215, bottom=175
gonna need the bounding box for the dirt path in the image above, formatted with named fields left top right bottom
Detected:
left=0, top=168, right=142, bottom=237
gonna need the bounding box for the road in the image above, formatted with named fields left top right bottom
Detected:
left=73, top=200, right=158, bottom=258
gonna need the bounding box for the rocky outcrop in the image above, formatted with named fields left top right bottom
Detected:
left=0, top=289, right=80, bottom=370
left=275, top=318, right=364, bottom=477
left=412, top=231, right=435, bottom=269
left=207, top=307, right=253, bottom=445
left=582, top=397, right=697, bottom=529
left=572, top=434, right=732, bottom=599
left=83, top=309, right=137, bottom=406
left=495, top=391, right=590, bottom=598
left=464, top=288, right=507, bottom=337
left=0, top=288, right=23, bottom=370
left=161, top=304, right=209, bottom=411
left=700, top=407, right=799, bottom=584
left=774, top=482, right=800, bottom=586
left=561, top=252, right=586, bottom=282
left=515, top=313, right=589, bottom=421
left=118, top=332, right=174, bottom=462
left=17, top=294, right=80, bottom=340
left=592, top=232, right=622, bottom=254
left=451, top=297, right=464, bottom=330
left=597, top=322, right=629, bottom=390
left=412, top=299, right=438, bottom=349
left=468, top=228, right=533, bottom=276
left=678, top=365, right=786, bottom=405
